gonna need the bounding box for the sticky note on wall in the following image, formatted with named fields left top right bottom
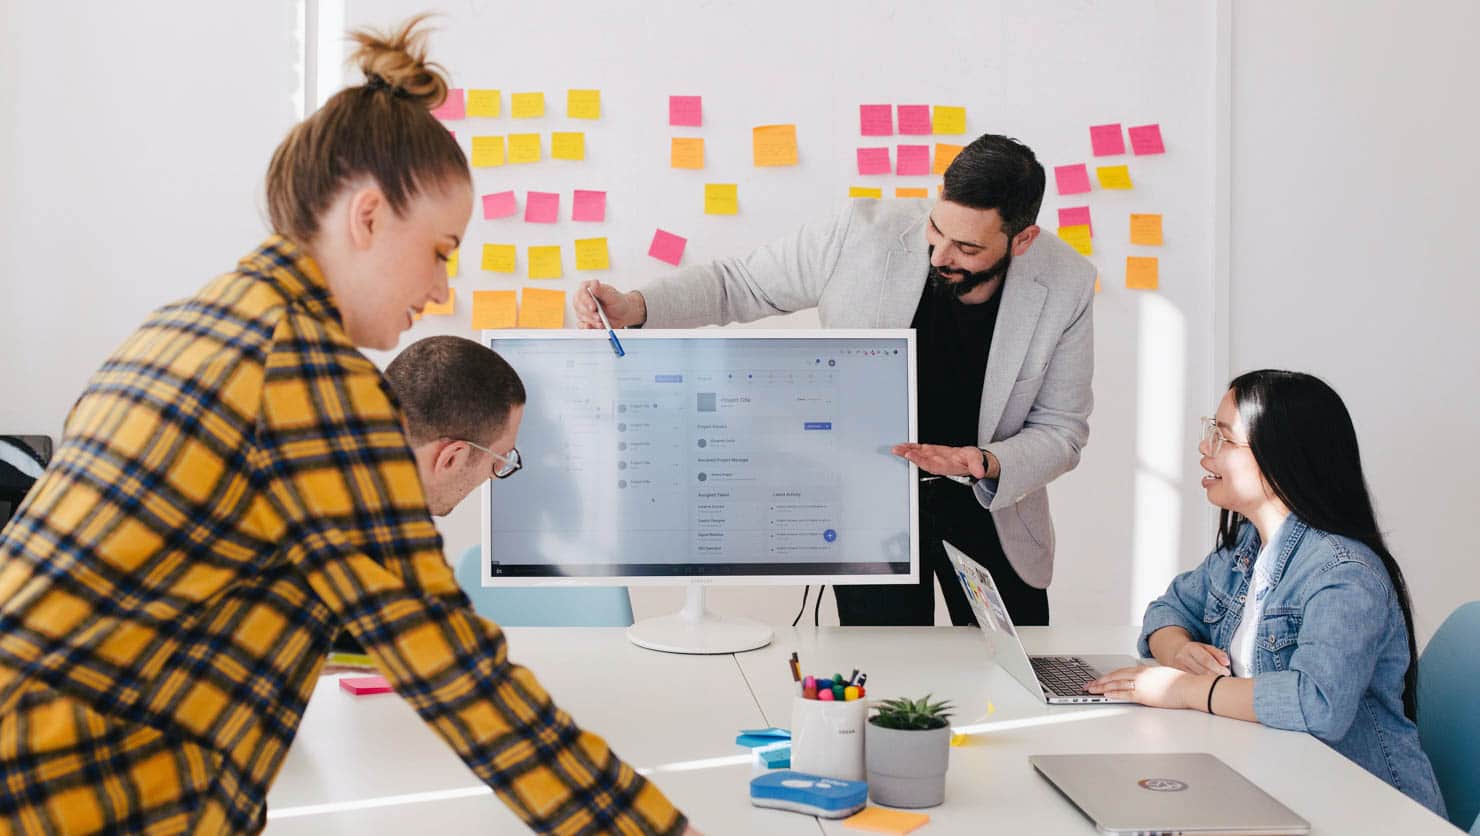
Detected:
left=669, top=95, right=702, bottom=126
left=574, top=237, right=611, bottom=271
left=1096, top=165, right=1133, bottom=189
left=1054, top=163, right=1092, bottom=195
left=753, top=124, right=798, bottom=166
left=897, top=104, right=932, bottom=135
left=704, top=183, right=738, bottom=215
left=931, top=143, right=963, bottom=175
left=856, top=147, right=891, bottom=175
left=671, top=137, right=705, bottom=169
left=511, top=92, right=545, bottom=118
left=896, top=187, right=929, bottom=198
left=849, top=186, right=883, bottom=199
left=1057, top=225, right=1093, bottom=256
left=896, top=145, right=930, bottom=176
left=572, top=190, right=606, bottom=222
left=508, top=133, right=542, bottom=163
left=466, top=89, right=500, bottom=118
left=524, top=191, right=560, bottom=223
left=471, top=136, right=505, bottom=167
left=1129, top=123, right=1165, bottom=155
left=1089, top=123, right=1125, bottom=156
left=649, top=229, right=687, bottom=265
left=860, top=104, right=893, bottom=136
left=471, top=290, right=517, bottom=329
left=482, top=244, right=517, bottom=273
left=528, top=246, right=563, bottom=279
left=482, top=190, right=517, bottom=219
left=567, top=89, right=601, bottom=119
left=1058, top=206, right=1092, bottom=235
left=551, top=132, right=586, bottom=160
left=518, top=288, right=565, bottom=328
left=445, top=248, right=459, bottom=279
left=430, top=89, right=465, bottom=121
left=1126, top=256, right=1159, bottom=289
left=1129, top=213, right=1163, bottom=245
left=932, top=105, right=966, bottom=135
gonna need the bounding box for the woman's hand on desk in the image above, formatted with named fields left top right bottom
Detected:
left=1084, top=665, right=1203, bottom=710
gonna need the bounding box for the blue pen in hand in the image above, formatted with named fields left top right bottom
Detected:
left=586, top=287, right=625, bottom=358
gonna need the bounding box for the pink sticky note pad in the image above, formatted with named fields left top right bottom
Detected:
left=1054, top=163, right=1092, bottom=195
left=669, top=95, right=702, bottom=127
left=649, top=229, right=687, bottom=266
left=572, top=190, right=606, bottom=222
left=860, top=104, right=893, bottom=136
left=1058, top=206, right=1093, bottom=235
left=1089, top=123, right=1125, bottom=156
left=482, top=190, right=517, bottom=220
left=897, top=104, right=932, bottom=135
left=430, top=89, right=465, bottom=121
left=339, top=675, right=392, bottom=695
left=896, top=145, right=930, bottom=176
left=1129, top=123, right=1165, bottom=155
left=856, top=147, right=891, bottom=175
left=525, top=191, right=560, bottom=223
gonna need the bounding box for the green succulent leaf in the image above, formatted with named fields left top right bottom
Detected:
left=868, top=693, right=955, bottom=730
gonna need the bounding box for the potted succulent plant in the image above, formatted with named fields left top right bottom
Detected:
left=864, top=695, right=954, bottom=808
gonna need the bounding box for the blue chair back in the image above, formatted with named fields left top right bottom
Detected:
left=1418, top=600, right=1480, bottom=829
left=454, top=545, right=633, bottom=627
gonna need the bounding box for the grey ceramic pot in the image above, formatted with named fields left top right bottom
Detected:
left=863, top=720, right=951, bottom=808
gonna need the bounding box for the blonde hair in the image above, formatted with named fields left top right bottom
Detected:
left=265, top=14, right=468, bottom=244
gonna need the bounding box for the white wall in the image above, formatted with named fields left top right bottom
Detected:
left=1228, top=1, right=1480, bottom=644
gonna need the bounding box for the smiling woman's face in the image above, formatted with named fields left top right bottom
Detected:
left=1199, top=389, right=1271, bottom=516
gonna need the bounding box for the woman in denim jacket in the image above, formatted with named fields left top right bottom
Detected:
left=1086, top=370, right=1444, bottom=816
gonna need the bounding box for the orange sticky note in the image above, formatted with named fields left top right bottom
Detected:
left=932, top=143, right=963, bottom=174
left=1057, top=224, right=1093, bottom=256
left=1130, top=213, right=1163, bottom=245
left=841, top=807, right=930, bottom=834
left=848, top=186, right=882, bottom=199
left=420, top=289, right=455, bottom=317
left=704, top=183, right=738, bottom=215
left=1126, top=256, right=1159, bottom=290
left=551, top=131, right=585, bottom=160
left=566, top=89, right=600, bottom=119
left=574, top=237, right=610, bottom=271
left=518, top=287, right=565, bottom=328
left=511, top=91, right=544, bottom=118
left=932, top=105, right=966, bottom=135
left=1095, top=274, right=1102, bottom=293
left=1097, top=164, right=1133, bottom=189
left=471, top=290, right=517, bottom=329
left=481, top=244, right=517, bottom=274
left=445, top=248, right=459, bottom=279
left=466, top=89, right=500, bottom=118
left=471, top=135, right=505, bottom=167
left=528, top=245, right=563, bottom=279
left=895, top=187, right=929, bottom=198
left=752, top=124, right=798, bottom=166
left=671, top=137, right=705, bottom=169
left=508, top=133, right=541, bottom=164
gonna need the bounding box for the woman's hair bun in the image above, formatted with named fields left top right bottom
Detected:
left=348, top=13, right=449, bottom=109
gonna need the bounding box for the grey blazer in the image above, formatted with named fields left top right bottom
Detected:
left=641, top=200, right=1096, bottom=588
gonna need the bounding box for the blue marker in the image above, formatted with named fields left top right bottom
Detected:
left=586, top=286, right=625, bottom=357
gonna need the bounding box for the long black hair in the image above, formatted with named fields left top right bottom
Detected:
left=1217, top=370, right=1419, bottom=721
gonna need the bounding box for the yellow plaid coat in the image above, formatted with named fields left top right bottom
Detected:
left=0, top=238, right=685, bottom=835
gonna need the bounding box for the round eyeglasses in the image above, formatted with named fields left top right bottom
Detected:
left=1199, top=417, right=1248, bottom=457
left=462, top=440, right=522, bottom=479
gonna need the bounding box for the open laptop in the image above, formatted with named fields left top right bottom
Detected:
left=1031, top=753, right=1310, bottom=835
left=945, top=541, right=1139, bottom=704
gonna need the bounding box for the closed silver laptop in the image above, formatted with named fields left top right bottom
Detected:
left=1031, top=753, right=1311, bottom=835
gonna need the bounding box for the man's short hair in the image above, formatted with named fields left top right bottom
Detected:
left=941, top=134, right=1046, bottom=238
left=385, top=336, right=526, bottom=446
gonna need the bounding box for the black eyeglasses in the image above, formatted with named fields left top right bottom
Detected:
left=462, top=440, right=522, bottom=479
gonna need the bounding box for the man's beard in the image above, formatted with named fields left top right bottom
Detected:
left=927, top=246, right=1012, bottom=300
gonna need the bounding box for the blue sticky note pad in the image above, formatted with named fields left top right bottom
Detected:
left=740, top=727, right=791, bottom=739
left=736, top=727, right=791, bottom=748
left=758, top=742, right=791, bottom=769
left=750, top=771, right=868, bottom=819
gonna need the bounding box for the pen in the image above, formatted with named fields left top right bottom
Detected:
left=921, top=474, right=974, bottom=486
left=586, top=287, right=625, bottom=358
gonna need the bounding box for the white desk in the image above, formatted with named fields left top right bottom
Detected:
left=266, top=627, right=1456, bottom=835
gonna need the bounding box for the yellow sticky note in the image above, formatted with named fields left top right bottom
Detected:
left=471, top=135, right=505, bottom=167
left=932, top=143, right=963, bottom=175
left=752, top=124, right=798, bottom=166
left=704, top=183, right=738, bottom=215
left=671, top=137, right=705, bottom=169
left=1127, top=256, right=1159, bottom=289
left=551, top=131, right=586, bottom=161
left=508, top=133, right=541, bottom=164
left=1057, top=224, right=1093, bottom=256
left=471, top=290, right=517, bottom=329
left=932, top=105, right=966, bottom=135
left=466, top=89, right=500, bottom=118
left=840, top=806, right=930, bottom=834
left=574, top=237, right=610, bottom=271
left=445, top=248, right=459, bottom=279
left=511, top=92, right=544, bottom=118
left=566, top=89, right=601, bottom=119
left=528, top=245, right=563, bottom=279
left=848, top=186, right=883, bottom=199
left=1097, top=164, right=1134, bottom=189
left=1130, top=213, right=1163, bottom=245
left=481, top=243, right=517, bottom=274
left=518, top=287, right=565, bottom=328
left=895, top=187, right=929, bottom=198
left=420, top=289, right=455, bottom=317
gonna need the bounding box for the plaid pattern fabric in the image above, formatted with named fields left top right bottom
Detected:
left=0, top=237, right=685, bottom=835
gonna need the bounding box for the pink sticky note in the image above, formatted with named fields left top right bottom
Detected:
left=648, top=229, right=687, bottom=266
left=1058, top=206, right=1093, bottom=236
left=897, top=104, right=932, bottom=135
left=896, top=145, right=930, bottom=176
left=430, top=89, right=465, bottom=121
left=1089, top=123, right=1125, bottom=156
left=339, top=675, right=393, bottom=695
left=1129, top=123, right=1165, bottom=155
left=860, top=104, right=893, bottom=136
left=525, top=191, right=560, bottom=223
left=482, top=190, right=517, bottom=220
left=572, top=190, right=606, bottom=222
left=857, top=147, right=891, bottom=176
left=1054, top=163, right=1092, bottom=195
left=669, top=95, right=702, bottom=127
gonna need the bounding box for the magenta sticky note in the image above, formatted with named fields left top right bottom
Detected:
left=860, top=104, right=893, bottom=136
left=525, top=191, right=560, bottom=223
left=1089, top=123, right=1125, bottom=156
left=572, top=189, right=606, bottom=222
left=1129, top=123, right=1165, bottom=155
left=339, top=675, right=393, bottom=695
left=1054, top=163, right=1092, bottom=195
left=1058, top=206, right=1093, bottom=236
left=648, top=229, right=687, bottom=266
left=896, top=145, right=930, bottom=176
left=430, top=89, right=465, bottom=121
left=857, top=147, right=891, bottom=176
left=897, top=104, right=932, bottom=135
left=482, top=190, right=517, bottom=220
left=669, top=95, right=702, bottom=127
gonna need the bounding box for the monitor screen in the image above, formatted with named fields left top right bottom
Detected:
left=480, top=329, right=917, bottom=586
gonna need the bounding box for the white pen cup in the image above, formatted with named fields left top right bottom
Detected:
left=789, top=695, right=867, bottom=781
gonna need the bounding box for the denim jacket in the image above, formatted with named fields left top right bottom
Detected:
left=1139, top=515, right=1445, bottom=817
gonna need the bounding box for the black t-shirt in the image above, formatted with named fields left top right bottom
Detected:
left=911, top=276, right=1004, bottom=449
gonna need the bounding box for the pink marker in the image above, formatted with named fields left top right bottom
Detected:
left=818, top=688, right=836, bottom=702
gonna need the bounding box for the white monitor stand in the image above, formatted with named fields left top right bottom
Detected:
left=626, top=584, right=773, bottom=655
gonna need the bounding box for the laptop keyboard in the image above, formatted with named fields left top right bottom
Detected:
left=1030, top=655, right=1100, bottom=697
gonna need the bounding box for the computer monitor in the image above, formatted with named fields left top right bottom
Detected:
left=479, top=329, right=918, bottom=654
